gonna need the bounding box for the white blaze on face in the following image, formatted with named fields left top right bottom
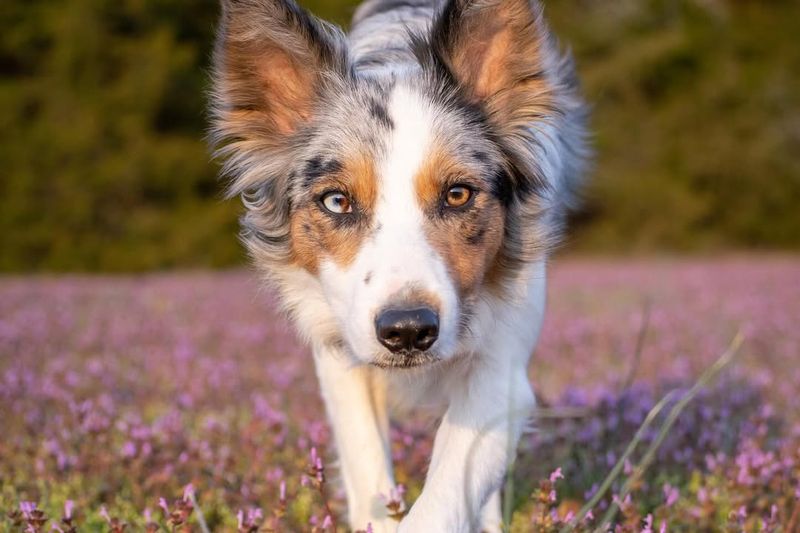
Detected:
left=318, top=84, right=460, bottom=364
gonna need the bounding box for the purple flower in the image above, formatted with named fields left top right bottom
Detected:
left=663, top=483, right=679, bottom=507
left=121, top=441, right=137, bottom=458
left=64, top=500, right=74, bottom=519
left=183, top=483, right=195, bottom=502
left=158, top=497, right=170, bottom=516
left=248, top=508, right=263, bottom=522
left=20, top=501, right=36, bottom=518
left=641, top=514, right=653, bottom=533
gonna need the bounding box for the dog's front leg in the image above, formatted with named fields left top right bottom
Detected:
left=398, top=357, right=535, bottom=532
left=313, top=344, right=397, bottom=532
left=399, top=271, right=546, bottom=533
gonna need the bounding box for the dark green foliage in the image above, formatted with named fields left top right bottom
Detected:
left=0, top=0, right=798, bottom=271
left=554, top=0, right=800, bottom=252
left=0, top=0, right=239, bottom=271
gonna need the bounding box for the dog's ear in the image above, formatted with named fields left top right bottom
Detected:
left=429, top=0, right=553, bottom=125
left=424, top=0, right=571, bottom=201
left=426, top=0, right=590, bottom=267
left=211, top=0, right=348, bottom=192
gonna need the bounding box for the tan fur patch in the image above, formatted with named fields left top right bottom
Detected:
left=414, top=148, right=505, bottom=296
left=290, top=154, right=378, bottom=273
left=446, top=0, right=556, bottom=128
left=253, top=46, right=315, bottom=135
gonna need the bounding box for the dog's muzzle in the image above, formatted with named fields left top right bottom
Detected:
left=375, top=307, right=439, bottom=353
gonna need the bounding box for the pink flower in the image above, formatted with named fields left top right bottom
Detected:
left=549, top=467, right=564, bottom=483
left=663, top=483, right=679, bottom=507
left=64, top=500, right=74, bottom=519
left=322, top=515, right=333, bottom=529
left=158, top=497, right=170, bottom=516
left=624, top=459, right=633, bottom=475
left=641, top=514, right=653, bottom=533
left=737, top=505, right=747, bottom=520
left=99, top=505, right=111, bottom=523
left=19, top=502, right=36, bottom=518
left=310, top=447, right=318, bottom=466
left=121, top=441, right=137, bottom=458
left=183, top=483, right=195, bottom=502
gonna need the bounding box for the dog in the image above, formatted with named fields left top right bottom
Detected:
left=211, top=0, right=588, bottom=530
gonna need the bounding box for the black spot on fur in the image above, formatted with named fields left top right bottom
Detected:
left=466, top=225, right=487, bottom=246
left=472, top=150, right=490, bottom=164
left=505, top=152, right=546, bottom=201
left=369, top=99, right=394, bottom=129
left=364, top=271, right=373, bottom=285
left=488, top=167, right=514, bottom=207
left=304, top=157, right=343, bottom=187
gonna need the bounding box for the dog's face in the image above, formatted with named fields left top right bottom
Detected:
left=212, top=0, right=588, bottom=367
left=287, top=81, right=510, bottom=367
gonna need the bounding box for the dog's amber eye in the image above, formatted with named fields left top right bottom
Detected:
left=445, top=186, right=473, bottom=208
left=321, top=191, right=353, bottom=214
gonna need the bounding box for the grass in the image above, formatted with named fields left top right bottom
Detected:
left=1, top=257, right=799, bottom=531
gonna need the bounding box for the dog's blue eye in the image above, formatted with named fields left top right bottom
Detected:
left=321, top=191, right=353, bottom=214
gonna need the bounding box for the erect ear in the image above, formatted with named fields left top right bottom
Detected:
left=429, top=0, right=555, bottom=127
left=211, top=0, right=348, bottom=191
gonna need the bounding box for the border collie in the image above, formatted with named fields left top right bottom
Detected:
left=211, top=0, right=588, bottom=530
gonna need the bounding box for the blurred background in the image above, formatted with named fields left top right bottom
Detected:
left=1, top=0, right=799, bottom=272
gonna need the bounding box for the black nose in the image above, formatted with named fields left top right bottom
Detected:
left=375, top=307, right=440, bottom=353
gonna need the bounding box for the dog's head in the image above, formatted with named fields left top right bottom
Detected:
left=211, top=0, right=588, bottom=368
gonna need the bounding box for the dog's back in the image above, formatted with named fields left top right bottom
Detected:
left=349, top=0, right=439, bottom=73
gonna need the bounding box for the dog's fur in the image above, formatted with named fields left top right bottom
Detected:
left=211, top=0, right=588, bottom=530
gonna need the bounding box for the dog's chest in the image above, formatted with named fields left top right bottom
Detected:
left=382, top=359, right=469, bottom=415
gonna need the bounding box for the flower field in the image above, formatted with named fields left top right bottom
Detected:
left=1, top=257, right=799, bottom=531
